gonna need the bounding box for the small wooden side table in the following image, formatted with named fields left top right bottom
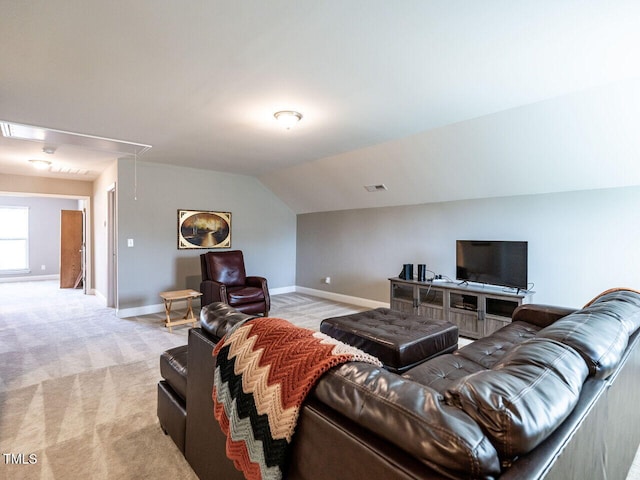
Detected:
left=159, top=289, right=203, bottom=332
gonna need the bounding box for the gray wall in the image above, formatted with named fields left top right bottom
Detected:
left=296, top=186, right=640, bottom=308
left=116, top=159, right=296, bottom=311
left=0, top=195, right=80, bottom=278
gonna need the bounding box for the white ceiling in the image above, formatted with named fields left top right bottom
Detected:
left=2, top=1, right=640, bottom=210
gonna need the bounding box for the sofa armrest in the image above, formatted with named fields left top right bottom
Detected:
left=245, top=275, right=267, bottom=285
left=246, top=275, right=271, bottom=312
left=512, top=304, right=577, bottom=328
left=199, top=279, right=227, bottom=308
left=185, top=328, right=245, bottom=480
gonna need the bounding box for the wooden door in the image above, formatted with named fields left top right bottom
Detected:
left=60, top=210, right=84, bottom=288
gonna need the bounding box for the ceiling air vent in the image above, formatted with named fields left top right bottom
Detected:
left=50, top=166, right=93, bottom=176
left=364, top=184, right=388, bottom=192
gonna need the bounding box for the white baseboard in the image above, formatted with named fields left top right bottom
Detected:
left=117, top=286, right=297, bottom=318
left=114, top=285, right=387, bottom=318
left=270, top=285, right=297, bottom=295
left=0, top=274, right=60, bottom=283
left=93, top=289, right=106, bottom=305
left=294, top=286, right=389, bottom=309
left=116, top=303, right=166, bottom=319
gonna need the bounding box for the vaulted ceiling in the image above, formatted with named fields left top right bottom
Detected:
left=2, top=1, right=640, bottom=212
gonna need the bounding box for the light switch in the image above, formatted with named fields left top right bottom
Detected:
left=127, top=239, right=134, bottom=247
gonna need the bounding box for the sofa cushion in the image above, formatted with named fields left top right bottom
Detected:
left=537, top=310, right=628, bottom=379
left=445, top=338, right=588, bottom=464
left=314, top=362, right=501, bottom=479
left=454, top=321, right=541, bottom=369
left=160, top=345, right=188, bottom=400
left=402, top=353, right=486, bottom=392
left=226, top=286, right=265, bottom=305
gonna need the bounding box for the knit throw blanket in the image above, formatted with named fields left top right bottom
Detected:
left=212, top=317, right=382, bottom=480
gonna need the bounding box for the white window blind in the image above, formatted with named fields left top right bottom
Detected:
left=0, top=206, right=29, bottom=272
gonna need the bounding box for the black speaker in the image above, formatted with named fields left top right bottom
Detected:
left=399, top=264, right=413, bottom=280
left=417, top=264, right=426, bottom=282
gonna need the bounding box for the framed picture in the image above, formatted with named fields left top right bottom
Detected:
left=177, top=210, right=231, bottom=249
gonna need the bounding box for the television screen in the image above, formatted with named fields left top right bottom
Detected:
left=456, top=240, right=528, bottom=290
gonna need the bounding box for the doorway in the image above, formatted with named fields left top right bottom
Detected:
left=0, top=193, right=91, bottom=294
left=60, top=209, right=84, bottom=288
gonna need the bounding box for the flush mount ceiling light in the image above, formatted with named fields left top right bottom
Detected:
left=28, top=159, right=52, bottom=170
left=273, top=110, right=302, bottom=129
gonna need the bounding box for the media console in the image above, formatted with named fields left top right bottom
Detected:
left=389, top=277, right=535, bottom=339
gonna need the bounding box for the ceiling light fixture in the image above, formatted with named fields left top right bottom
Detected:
left=28, top=159, right=52, bottom=170
left=273, top=110, right=302, bottom=129
left=42, top=146, right=57, bottom=154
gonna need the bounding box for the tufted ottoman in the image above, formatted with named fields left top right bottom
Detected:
left=320, top=308, right=458, bottom=373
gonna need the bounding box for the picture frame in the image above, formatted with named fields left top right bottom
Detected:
left=177, top=210, right=231, bottom=249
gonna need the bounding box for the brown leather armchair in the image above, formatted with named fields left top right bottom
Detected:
left=199, top=250, right=270, bottom=315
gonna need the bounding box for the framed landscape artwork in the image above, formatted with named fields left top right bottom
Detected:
left=177, top=210, right=231, bottom=249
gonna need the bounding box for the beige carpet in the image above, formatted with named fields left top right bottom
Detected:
left=0, top=281, right=364, bottom=479
left=1, top=281, right=639, bottom=479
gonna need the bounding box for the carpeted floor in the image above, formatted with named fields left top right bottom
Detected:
left=1, top=280, right=639, bottom=479
left=0, top=281, right=365, bottom=479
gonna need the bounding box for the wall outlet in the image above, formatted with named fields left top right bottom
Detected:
left=127, top=239, right=134, bottom=247
left=324, top=276, right=331, bottom=284
left=41, top=265, right=46, bottom=271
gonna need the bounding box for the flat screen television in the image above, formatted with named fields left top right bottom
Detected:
left=456, top=240, right=528, bottom=290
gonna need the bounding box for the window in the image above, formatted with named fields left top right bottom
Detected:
left=0, top=206, right=29, bottom=272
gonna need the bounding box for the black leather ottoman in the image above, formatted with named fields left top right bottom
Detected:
left=157, top=344, right=188, bottom=453
left=320, top=308, right=458, bottom=373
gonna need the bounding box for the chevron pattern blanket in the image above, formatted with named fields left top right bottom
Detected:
left=212, top=317, right=382, bottom=480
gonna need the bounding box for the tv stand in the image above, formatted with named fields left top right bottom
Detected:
left=389, top=278, right=534, bottom=339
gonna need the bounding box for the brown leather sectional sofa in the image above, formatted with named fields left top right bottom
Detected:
left=158, top=289, right=640, bottom=479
